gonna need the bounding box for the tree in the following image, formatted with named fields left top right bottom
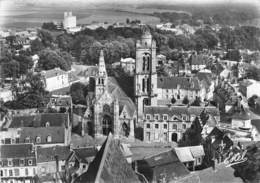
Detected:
left=42, top=22, right=57, bottom=31
left=2, top=60, right=20, bottom=78
left=171, top=96, right=176, bottom=104
left=70, top=82, right=88, bottom=105
left=38, top=49, right=72, bottom=71
left=183, top=96, right=189, bottom=105
left=4, top=73, right=49, bottom=109
left=13, top=54, right=33, bottom=75
left=179, top=117, right=203, bottom=147
left=37, top=29, right=54, bottom=48
left=248, top=95, right=258, bottom=108
left=191, top=97, right=201, bottom=106
left=31, top=38, right=44, bottom=53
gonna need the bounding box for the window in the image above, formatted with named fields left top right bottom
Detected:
left=163, top=115, right=168, bottom=121
left=28, top=160, right=33, bottom=166
left=0, top=170, right=3, bottom=177
left=154, top=114, right=160, bottom=121
left=146, top=123, right=151, bottom=128
left=146, top=132, right=151, bottom=141
left=163, top=133, right=167, bottom=141
left=20, top=159, right=24, bottom=166
left=182, top=115, right=187, bottom=121
left=36, top=136, right=41, bottom=143
left=15, top=138, right=19, bottom=144
left=146, top=114, right=151, bottom=120
left=25, top=168, right=28, bottom=176
left=83, top=165, right=86, bottom=169
left=9, top=169, right=13, bottom=177
left=33, top=168, right=36, bottom=175
left=155, top=132, right=159, bottom=140
left=46, top=135, right=52, bottom=143
left=155, top=124, right=159, bottom=129
left=11, top=139, right=15, bottom=144
left=8, top=160, right=12, bottom=167
left=163, top=124, right=167, bottom=129
left=183, top=124, right=187, bottom=129
left=172, top=124, right=177, bottom=130
left=45, top=122, right=50, bottom=127
left=25, top=137, right=30, bottom=143
left=14, top=169, right=19, bottom=176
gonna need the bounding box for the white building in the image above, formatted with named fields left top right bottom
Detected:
left=120, top=57, right=135, bottom=75
left=63, top=12, right=76, bottom=29
left=41, top=68, right=70, bottom=92
left=239, top=79, right=260, bottom=99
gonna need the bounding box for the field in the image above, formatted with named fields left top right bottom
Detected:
left=0, top=6, right=162, bottom=29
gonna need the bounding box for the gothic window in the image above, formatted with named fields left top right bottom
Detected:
left=143, top=56, right=146, bottom=71
left=142, top=78, right=145, bottom=92
left=122, top=122, right=129, bottom=137
left=147, top=56, right=150, bottom=71
left=102, top=115, right=113, bottom=135
left=103, top=104, right=110, bottom=113
left=36, top=136, right=41, bottom=144
left=147, top=78, right=150, bottom=93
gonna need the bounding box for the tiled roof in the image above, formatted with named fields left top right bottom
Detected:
left=144, top=106, right=219, bottom=119
left=74, top=133, right=139, bottom=183
left=9, top=113, right=69, bottom=128
left=137, top=150, right=190, bottom=182
left=157, top=77, right=200, bottom=90
left=73, top=147, right=97, bottom=163
left=189, top=145, right=205, bottom=158
left=37, top=146, right=70, bottom=163
left=251, top=119, right=260, bottom=132
left=175, top=147, right=195, bottom=162
left=41, top=68, right=67, bottom=79
left=190, top=54, right=208, bottom=65
left=0, top=143, right=35, bottom=159
left=19, top=127, right=65, bottom=144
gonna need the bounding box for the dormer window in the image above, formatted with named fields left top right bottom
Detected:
left=28, top=160, right=33, bottom=166
left=25, top=137, right=30, bottom=143
left=45, top=122, right=50, bottom=127
left=20, top=159, right=24, bottom=166
left=46, top=135, right=52, bottom=143
left=163, top=114, right=168, bottom=121
left=146, top=114, right=151, bottom=120
left=36, top=136, right=41, bottom=144
left=154, top=114, right=160, bottom=121
left=182, top=115, right=187, bottom=121
left=8, top=159, right=13, bottom=167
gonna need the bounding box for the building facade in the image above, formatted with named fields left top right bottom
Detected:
left=83, top=51, right=135, bottom=139
left=0, top=144, right=37, bottom=183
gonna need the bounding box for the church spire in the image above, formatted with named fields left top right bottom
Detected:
left=98, top=50, right=107, bottom=77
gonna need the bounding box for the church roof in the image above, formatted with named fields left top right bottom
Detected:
left=157, top=77, right=200, bottom=90
left=74, top=133, right=140, bottom=183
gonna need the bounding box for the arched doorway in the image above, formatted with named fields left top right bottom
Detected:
left=171, top=133, right=178, bottom=142
left=102, top=115, right=113, bottom=135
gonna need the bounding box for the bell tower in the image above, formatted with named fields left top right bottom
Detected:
left=95, top=50, right=107, bottom=99
left=135, top=30, right=157, bottom=120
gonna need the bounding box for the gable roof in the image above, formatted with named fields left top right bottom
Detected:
left=19, top=127, right=65, bottom=144
left=137, top=150, right=190, bottom=182
left=144, top=106, right=219, bottom=119
left=9, top=113, right=69, bottom=128
left=74, top=133, right=139, bottom=183
left=37, top=146, right=71, bottom=163
left=157, top=77, right=200, bottom=90
left=0, top=143, right=35, bottom=159
left=41, top=68, right=67, bottom=79
left=190, top=54, right=208, bottom=65
left=73, top=147, right=97, bottom=163
left=175, top=147, right=195, bottom=162
left=251, top=119, right=260, bottom=132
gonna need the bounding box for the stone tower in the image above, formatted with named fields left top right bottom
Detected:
left=135, top=30, right=157, bottom=120
left=95, top=50, right=108, bottom=99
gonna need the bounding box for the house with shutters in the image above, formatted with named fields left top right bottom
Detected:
left=0, top=143, right=37, bottom=183
left=143, top=105, right=219, bottom=142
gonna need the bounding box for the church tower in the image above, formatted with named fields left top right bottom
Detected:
left=135, top=30, right=157, bottom=120
left=95, top=50, right=108, bottom=99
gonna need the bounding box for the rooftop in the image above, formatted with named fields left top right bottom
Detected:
left=0, top=143, right=35, bottom=159
left=37, top=146, right=71, bottom=163
left=157, top=76, right=200, bottom=90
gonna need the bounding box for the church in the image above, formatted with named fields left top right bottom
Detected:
left=83, top=50, right=136, bottom=139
